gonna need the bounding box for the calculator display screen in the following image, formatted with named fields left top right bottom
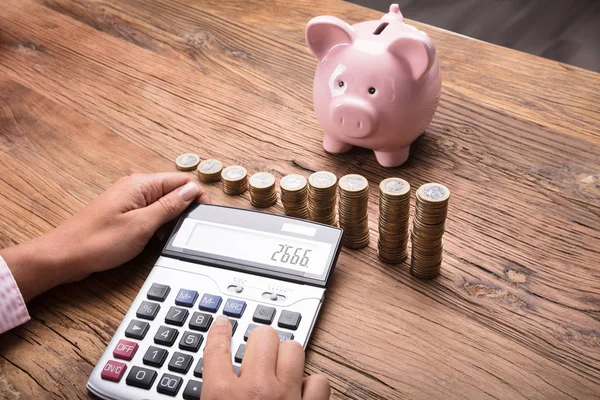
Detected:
left=173, top=220, right=332, bottom=276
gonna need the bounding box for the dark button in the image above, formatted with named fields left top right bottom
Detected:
left=253, top=305, right=276, bottom=324
left=222, top=299, right=246, bottom=318
left=234, top=344, right=246, bottom=363
left=243, top=324, right=259, bottom=341
left=148, top=283, right=170, bottom=302
left=198, top=294, right=222, bottom=312
left=193, top=358, right=203, bottom=378
left=165, top=306, right=189, bottom=326
left=143, top=346, right=169, bottom=368
left=125, top=319, right=150, bottom=340
left=183, top=379, right=203, bottom=400
left=189, top=312, right=213, bottom=332
left=136, top=301, right=160, bottom=320
left=125, top=366, right=157, bottom=389
left=168, top=351, right=194, bottom=374
left=175, top=289, right=198, bottom=307
left=229, top=318, right=238, bottom=335
left=156, top=373, right=183, bottom=397
left=179, top=331, right=203, bottom=353
left=277, top=330, right=295, bottom=343
left=154, top=325, right=179, bottom=347
left=278, top=310, right=302, bottom=330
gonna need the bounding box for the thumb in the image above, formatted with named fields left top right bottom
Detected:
left=142, top=181, right=201, bottom=230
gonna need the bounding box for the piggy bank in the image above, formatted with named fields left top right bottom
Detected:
left=306, top=4, right=441, bottom=167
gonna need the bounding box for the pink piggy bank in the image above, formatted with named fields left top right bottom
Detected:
left=306, top=4, right=441, bottom=167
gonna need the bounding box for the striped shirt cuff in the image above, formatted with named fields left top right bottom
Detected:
left=0, top=255, right=30, bottom=334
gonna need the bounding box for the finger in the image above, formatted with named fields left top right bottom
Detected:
left=203, top=315, right=236, bottom=382
left=276, top=339, right=305, bottom=392
left=240, top=325, right=280, bottom=377
left=302, top=375, right=330, bottom=400
left=137, top=181, right=203, bottom=230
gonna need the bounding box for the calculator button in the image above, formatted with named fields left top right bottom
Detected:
left=125, top=320, right=150, bottom=340
left=113, top=339, right=138, bottom=360
left=277, top=330, right=295, bottom=343
left=100, top=360, right=127, bottom=382
left=126, top=366, right=157, bottom=389
left=198, top=294, right=222, bottom=312
left=136, top=301, right=160, bottom=320
left=278, top=310, right=302, bottom=330
left=183, top=379, right=203, bottom=400
left=148, top=283, right=171, bottom=301
left=193, top=358, right=203, bottom=378
left=229, top=318, right=238, bottom=335
left=168, top=352, right=194, bottom=374
left=143, top=346, right=169, bottom=367
left=223, top=299, right=246, bottom=318
left=157, top=373, right=183, bottom=396
left=189, top=312, right=213, bottom=332
left=243, top=324, right=259, bottom=341
left=154, top=326, right=180, bottom=347
left=234, top=344, right=246, bottom=363
left=179, top=331, right=203, bottom=352
left=175, top=289, right=198, bottom=307
left=253, top=305, right=276, bottom=324
left=165, top=306, right=189, bottom=326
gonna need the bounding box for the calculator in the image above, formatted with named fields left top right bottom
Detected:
left=87, top=204, right=343, bottom=399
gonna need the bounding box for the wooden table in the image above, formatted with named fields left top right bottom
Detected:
left=1, top=0, right=599, bottom=398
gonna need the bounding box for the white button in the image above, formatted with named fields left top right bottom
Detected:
left=270, top=293, right=278, bottom=301
left=235, top=286, right=243, bottom=293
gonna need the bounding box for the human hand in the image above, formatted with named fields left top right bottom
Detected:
left=1, top=172, right=210, bottom=301
left=202, top=315, right=330, bottom=400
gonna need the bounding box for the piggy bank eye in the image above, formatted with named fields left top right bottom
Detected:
left=338, top=81, right=345, bottom=88
left=368, top=87, right=376, bottom=95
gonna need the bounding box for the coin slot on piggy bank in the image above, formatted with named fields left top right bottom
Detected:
left=306, top=3, right=442, bottom=167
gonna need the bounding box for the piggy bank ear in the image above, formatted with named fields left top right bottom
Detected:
left=388, top=33, right=436, bottom=80
left=306, top=16, right=355, bottom=61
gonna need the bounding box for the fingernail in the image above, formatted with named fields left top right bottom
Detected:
left=178, top=182, right=200, bottom=202
left=215, top=315, right=229, bottom=326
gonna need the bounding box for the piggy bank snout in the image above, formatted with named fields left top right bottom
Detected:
left=330, top=99, right=377, bottom=138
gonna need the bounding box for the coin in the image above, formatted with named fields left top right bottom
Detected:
left=280, top=174, right=309, bottom=219
left=221, top=165, right=248, bottom=195
left=197, top=159, right=223, bottom=182
left=249, top=172, right=277, bottom=208
left=338, top=174, right=370, bottom=249
left=308, top=171, right=337, bottom=226
left=378, top=178, right=411, bottom=264
left=410, top=183, right=450, bottom=279
left=175, top=153, right=201, bottom=171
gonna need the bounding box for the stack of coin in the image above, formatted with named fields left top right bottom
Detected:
left=175, top=153, right=200, bottom=171
left=378, top=178, right=411, bottom=263
left=338, top=174, right=370, bottom=249
left=197, top=159, right=223, bottom=182
left=308, top=171, right=338, bottom=226
left=249, top=172, right=277, bottom=208
left=280, top=174, right=310, bottom=219
left=221, top=166, right=248, bottom=195
left=410, top=183, right=450, bottom=279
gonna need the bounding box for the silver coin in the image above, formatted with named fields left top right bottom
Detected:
left=250, top=172, right=275, bottom=188
left=339, top=174, right=368, bottom=192
left=176, top=153, right=200, bottom=170
left=380, top=178, right=410, bottom=196
left=309, top=171, right=337, bottom=188
left=199, top=159, right=222, bottom=173
left=281, top=174, right=307, bottom=191
left=418, top=183, right=450, bottom=202
left=222, top=166, right=247, bottom=180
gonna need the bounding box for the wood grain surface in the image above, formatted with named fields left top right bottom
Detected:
left=1, top=0, right=599, bottom=399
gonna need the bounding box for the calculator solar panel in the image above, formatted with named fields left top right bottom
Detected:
left=87, top=205, right=343, bottom=399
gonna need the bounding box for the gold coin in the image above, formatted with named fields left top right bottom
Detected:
left=221, top=166, right=248, bottom=195
left=197, top=159, right=223, bottom=182
left=175, top=153, right=201, bottom=171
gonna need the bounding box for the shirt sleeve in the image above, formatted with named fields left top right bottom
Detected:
left=0, top=255, right=30, bottom=334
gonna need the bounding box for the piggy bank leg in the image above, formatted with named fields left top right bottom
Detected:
left=323, top=135, right=353, bottom=154
left=374, top=147, right=410, bottom=167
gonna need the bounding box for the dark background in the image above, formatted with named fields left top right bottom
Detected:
left=346, top=0, right=600, bottom=72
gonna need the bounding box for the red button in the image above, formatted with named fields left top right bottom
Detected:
left=113, top=339, right=138, bottom=360
left=100, top=360, right=127, bottom=382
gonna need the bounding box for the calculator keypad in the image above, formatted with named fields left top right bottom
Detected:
left=99, top=281, right=307, bottom=398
